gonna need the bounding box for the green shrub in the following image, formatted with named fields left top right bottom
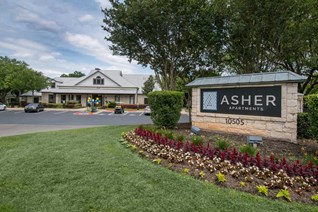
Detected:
left=239, top=144, right=257, bottom=156
left=297, top=113, right=312, bottom=139
left=46, top=103, right=63, bottom=108
left=67, top=100, right=77, bottom=104
left=191, top=136, right=204, bottom=146
left=56, top=104, right=63, bottom=108
left=148, top=91, right=184, bottom=128
left=304, top=94, right=318, bottom=140
left=75, top=103, right=83, bottom=109
left=108, top=101, right=117, bottom=108
left=65, top=104, right=75, bottom=108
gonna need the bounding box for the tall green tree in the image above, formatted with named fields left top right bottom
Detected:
left=102, top=0, right=224, bottom=90
left=142, top=75, right=155, bottom=95
left=60, top=71, right=85, bottom=77
left=216, top=0, right=318, bottom=93
left=0, top=56, right=28, bottom=102
left=0, top=56, right=49, bottom=103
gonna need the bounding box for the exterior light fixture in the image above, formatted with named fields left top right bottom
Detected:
left=247, top=135, right=262, bottom=148
left=191, top=126, right=201, bottom=135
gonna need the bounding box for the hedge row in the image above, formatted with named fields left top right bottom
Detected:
left=41, top=103, right=83, bottom=109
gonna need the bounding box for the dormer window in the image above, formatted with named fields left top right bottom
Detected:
left=93, top=76, right=104, bottom=85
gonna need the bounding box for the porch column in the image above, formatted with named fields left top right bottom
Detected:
left=135, top=88, right=139, bottom=104
left=56, top=94, right=60, bottom=104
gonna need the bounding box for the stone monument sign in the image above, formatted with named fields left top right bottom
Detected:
left=187, top=71, right=306, bottom=143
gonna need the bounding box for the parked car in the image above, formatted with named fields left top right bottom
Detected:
left=144, top=106, right=151, bottom=115
left=114, top=105, right=124, bottom=114
left=0, top=103, right=6, bottom=111
left=24, top=103, right=44, bottom=113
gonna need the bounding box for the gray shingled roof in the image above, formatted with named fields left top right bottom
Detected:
left=123, top=74, right=161, bottom=91
left=20, top=91, right=42, bottom=97
left=73, top=70, right=137, bottom=87
left=45, top=69, right=159, bottom=94
left=186, top=71, right=306, bottom=87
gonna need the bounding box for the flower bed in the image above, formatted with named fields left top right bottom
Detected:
left=121, top=127, right=318, bottom=205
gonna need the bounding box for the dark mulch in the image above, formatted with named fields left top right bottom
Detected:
left=175, top=122, right=318, bottom=164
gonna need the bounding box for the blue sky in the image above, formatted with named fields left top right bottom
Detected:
left=0, top=0, right=152, bottom=77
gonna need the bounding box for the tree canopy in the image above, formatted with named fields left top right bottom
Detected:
left=142, top=75, right=155, bottom=95
left=0, top=56, right=49, bottom=103
left=102, top=0, right=224, bottom=90
left=216, top=0, right=318, bottom=93
left=60, top=71, right=86, bottom=78
left=102, top=0, right=318, bottom=94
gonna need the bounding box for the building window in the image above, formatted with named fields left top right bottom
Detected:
left=69, top=94, right=74, bottom=100
left=61, top=95, right=66, bottom=104
left=115, top=95, right=120, bottom=103
left=34, top=97, right=39, bottom=103
left=129, top=95, right=135, bottom=104
left=49, top=95, right=54, bottom=103
left=93, top=76, right=104, bottom=85
left=51, top=82, right=56, bottom=88
left=76, top=95, right=81, bottom=103
left=144, top=98, right=148, bottom=105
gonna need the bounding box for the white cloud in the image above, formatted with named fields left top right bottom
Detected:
left=0, top=38, right=62, bottom=63
left=78, top=14, right=94, bottom=23
left=64, top=32, right=142, bottom=74
left=39, top=55, right=55, bottom=61
left=15, top=6, right=61, bottom=32
left=65, top=32, right=101, bottom=50
left=95, top=0, right=112, bottom=9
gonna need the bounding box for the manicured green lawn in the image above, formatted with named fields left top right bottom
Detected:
left=0, top=126, right=316, bottom=212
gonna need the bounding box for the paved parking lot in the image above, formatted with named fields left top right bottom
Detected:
left=0, top=109, right=189, bottom=137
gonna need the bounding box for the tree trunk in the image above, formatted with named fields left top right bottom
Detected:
left=301, top=67, right=318, bottom=94
left=0, top=94, right=6, bottom=103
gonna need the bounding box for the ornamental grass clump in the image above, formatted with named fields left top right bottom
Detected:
left=215, top=139, right=230, bottom=150
left=191, top=136, right=204, bottom=146
left=240, top=144, right=257, bottom=156
left=176, top=134, right=185, bottom=142
left=163, top=130, right=175, bottom=140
